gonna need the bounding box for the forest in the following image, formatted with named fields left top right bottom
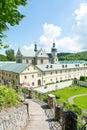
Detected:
left=0, top=50, right=87, bottom=61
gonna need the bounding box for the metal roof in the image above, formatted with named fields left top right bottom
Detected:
left=59, top=60, right=86, bottom=64
left=0, top=62, right=30, bottom=73
left=36, top=61, right=86, bottom=72
left=20, top=49, right=36, bottom=57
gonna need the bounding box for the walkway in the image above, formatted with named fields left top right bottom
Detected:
left=25, top=99, right=50, bottom=130
left=68, top=94, right=87, bottom=104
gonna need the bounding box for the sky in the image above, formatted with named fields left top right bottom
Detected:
left=2, top=0, right=87, bottom=54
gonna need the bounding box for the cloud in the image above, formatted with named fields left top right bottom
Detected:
left=39, top=3, right=87, bottom=53
left=39, top=23, right=61, bottom=52
left=56, top=36, right=83, bottom=53
left=39, top=23, right=82, bottom=53
left=74, top=3, right=87, bottom=21
left=73, top=3, right=87, bottom=50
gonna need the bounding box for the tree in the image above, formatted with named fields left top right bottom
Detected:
left=0, top=0, right=27, bottom=49
left=5, top=49, right=16, bottom=61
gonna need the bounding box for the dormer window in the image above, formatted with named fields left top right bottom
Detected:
left=65, top=64, right=67, bottom=68
left=46, top=65, right=49, bottom=68
left=50, top=65, right=52, bottom=68
left=62, top=65, right=64, bottom=68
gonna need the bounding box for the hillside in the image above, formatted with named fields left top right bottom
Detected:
left=58, top=51, right=87, bottom=61
left=0, top=51, right=87, bottom=61
left=48, top=51, right=87, bottom=61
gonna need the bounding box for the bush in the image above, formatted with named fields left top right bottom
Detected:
left=55, top=94, right=60, bottom=99
left=80, top=76, right=86, bottom=81
left=21, top=87, right=28, bottom=94
left=67, top=104, right=82, bottom=115
left=0, top=86, right=20, bottom=109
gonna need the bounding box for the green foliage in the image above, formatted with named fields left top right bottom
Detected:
left=74, top=96, right=87, bottom=110
left=0, top=54, right=7, bottom=61
left=80, top=76, right=87, bottom=81
left=0, top=0, right=27, bottom=49
left=51, top=85, right=87, bottom=110
left=58, top=51, right=87, bottom=61
left=46, top=82, right=55, bottom=85
left=21, top=87, right=28, bottom=94
left=0, top=86, right=20, bottom=109
left=67, top=104, right=82, bottom=115
left=5, top=49, right=16, bottom=61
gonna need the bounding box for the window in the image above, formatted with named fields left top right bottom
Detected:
left=41, top=59, right=43, bottom=64
left=43, top=72, right=45, bottom=76
left=26, top=59, right=29, bottom=63
left=51, top=72, right=52, bottom=75
left=50, top=65, right=52, bottom=68
left=32, top=82, right=34, bottom=86
left=44, top=80, right=45, bottom=83
left=50, top=79, right=52, bottom=81
left=62, top=65, right=64, bottom=68
left=24, top=76, right=27, bottom=79
left=32, top=75, right=34, bottom=78
left=65, top=64, right=67, bottom=68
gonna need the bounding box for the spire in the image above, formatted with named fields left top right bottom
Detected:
left=53, top=42, right=55, bottom=48
left=34, top=44, right=37, bottom=52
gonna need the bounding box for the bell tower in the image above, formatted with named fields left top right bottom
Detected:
left=51, top=42, right=58, bottom=64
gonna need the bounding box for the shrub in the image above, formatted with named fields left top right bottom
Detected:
left=21, top=87, right=28, bottom=94
left=67, top=104, right=82, bottom=115
left=0, top=86, right=20, bottom=109
left=80, top=76, right=86, bottom=81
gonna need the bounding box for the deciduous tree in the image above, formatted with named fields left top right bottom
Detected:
left=0, top=0, right=27, bottom=49
left=5, top=49, right=16, bottom=61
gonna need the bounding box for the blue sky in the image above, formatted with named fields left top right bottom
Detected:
left=2, top=0, right=87, bottom=54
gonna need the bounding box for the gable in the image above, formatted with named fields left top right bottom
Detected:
left=36, top=49, right=48, bottom=58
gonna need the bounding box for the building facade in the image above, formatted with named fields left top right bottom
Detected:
left=0, top=43, right=87, bottom=88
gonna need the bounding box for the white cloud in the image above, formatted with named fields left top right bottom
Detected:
left=74, top=3, right=87, bottom=21
left=56, top=36, right=83, bottom=53
left=23, top=44, right=34, bottom=50
left=39, top=23, right=83, bottom=53
left=73, top=3, right=87, bottom=50
left=39, top=23, right=62, bottom=52
left=43, top=23, right=61, bottom=38
left=39, top=3, right=87, bottom=53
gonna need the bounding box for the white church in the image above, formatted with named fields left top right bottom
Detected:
left=0, top=43, right=87, bottom=88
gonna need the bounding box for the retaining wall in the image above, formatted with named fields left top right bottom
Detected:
left=78, top=81, right=87, bottom=87
left=0, top=103, right=29, bottom=130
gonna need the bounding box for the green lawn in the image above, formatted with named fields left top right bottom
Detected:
left=74, top=96, right=87, bottom=110
left=50, top=85, right=87, bottom=105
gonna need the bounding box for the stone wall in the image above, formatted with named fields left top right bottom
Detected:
left=0, top=103, right=29, bottom=130
left=77, top=80, right=87, bottom=87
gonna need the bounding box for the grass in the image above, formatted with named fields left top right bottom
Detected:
left=74, top=96, right=87, bottom=110
left=50, top=85, right=87, bottom=105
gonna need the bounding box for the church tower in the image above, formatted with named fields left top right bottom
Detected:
left=51, top=42, right=58, bottom=64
